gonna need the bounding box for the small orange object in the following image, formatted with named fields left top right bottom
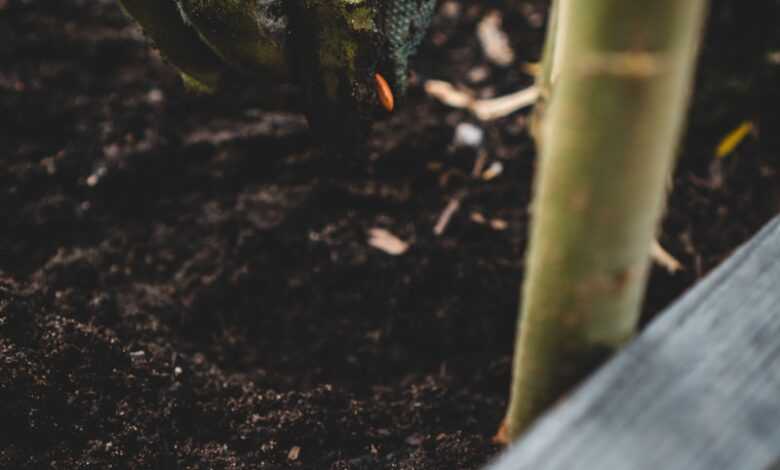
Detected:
left=374, top=73, right=394, bottom=112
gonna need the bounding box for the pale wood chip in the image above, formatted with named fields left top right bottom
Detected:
left=287, top=446, right=301, bottom=461
left=470, top=212, right=487, bottom=224
left=368, top=228, right=409, bottom=255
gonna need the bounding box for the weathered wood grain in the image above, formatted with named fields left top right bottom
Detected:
left=488, top=215, right=780, bottom=470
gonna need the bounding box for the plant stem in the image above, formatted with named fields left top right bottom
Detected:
left=505, top=0, right=708, bottom=440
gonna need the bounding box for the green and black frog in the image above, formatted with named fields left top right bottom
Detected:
left=117, top=0, right=436, bottom=152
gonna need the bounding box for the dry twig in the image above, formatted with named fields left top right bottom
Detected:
left=434, top=197, right=463, bottom=236
left=425, top=80, right=538, bottom=121
left=651, top=239, right=683, bottom=273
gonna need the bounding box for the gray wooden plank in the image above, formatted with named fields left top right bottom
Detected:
left=487, top=214, right=780, bottom=470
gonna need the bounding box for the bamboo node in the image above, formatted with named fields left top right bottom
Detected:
left=580, top=52, right=663, bottom=78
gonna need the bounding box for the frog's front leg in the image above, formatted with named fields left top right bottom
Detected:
left=118, top=0, right=228, bottom=92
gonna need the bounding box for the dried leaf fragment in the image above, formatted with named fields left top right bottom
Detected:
left=715, top=120, right=754, bottom=159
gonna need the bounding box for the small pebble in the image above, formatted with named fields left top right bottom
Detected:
left=147, top=88, right=164, bottom=104
left=86, top=166, right=107, bottom=187
left=453, top=122, right=484, bottom=148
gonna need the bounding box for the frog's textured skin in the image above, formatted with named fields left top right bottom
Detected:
left=117, top=0, right=437, bottom=149
left=380, top=0, right=437, bottom=94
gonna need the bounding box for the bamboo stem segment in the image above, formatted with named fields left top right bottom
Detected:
left=505, top=0, right=708, bottom=440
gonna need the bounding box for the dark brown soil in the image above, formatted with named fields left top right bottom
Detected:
left=1, top=0, right=779, bottom=468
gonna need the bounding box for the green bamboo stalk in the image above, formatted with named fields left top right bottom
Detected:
left=504, top=0, right=708, bottom=440
left=537, top=0, right=559, bottom=90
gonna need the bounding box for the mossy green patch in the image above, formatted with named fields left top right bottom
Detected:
left=302, top=0, right=378, bottom=100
